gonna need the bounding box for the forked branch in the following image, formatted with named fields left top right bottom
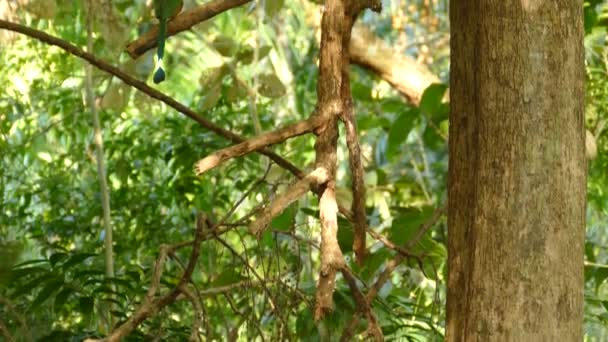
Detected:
left=249, top=168, right=329, bottom=236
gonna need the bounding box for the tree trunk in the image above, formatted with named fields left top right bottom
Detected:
left=447, top=2, right=586, bottom=341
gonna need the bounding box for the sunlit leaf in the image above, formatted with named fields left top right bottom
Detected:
left=258, top=73, right=286, bottom=98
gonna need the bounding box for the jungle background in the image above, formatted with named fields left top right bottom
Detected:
left=0, top=0, right=607, bottom=341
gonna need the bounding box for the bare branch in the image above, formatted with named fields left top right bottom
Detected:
left=312, top=0, right=373, bottom=320
left=126, top=0, right=252, bottom=59
left=0, top=320, right=14, bottom=342
left=249, top=168, right=329, bottom=236
left=195, top=116, right=323, bottom=175
left=178, top=285, right=203, bottom=342
left=0, top=297, right=31, bottom=342
left=212, top=235, right=281, bottom=315
left=314, top=183, right=345, bottom=320
left=350, top=24, right=441, bottom=106
left=341, top=67, right=367, bottom=266
left=340, top=267, right=383, bottom=342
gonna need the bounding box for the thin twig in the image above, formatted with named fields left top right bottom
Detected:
left=178, top=285, right=203, bottom=342
left=341, top=65, right=368, bottom=265
left=340, top=267, right=383, bottom=342
left=0, top=320, right=14, bottom=342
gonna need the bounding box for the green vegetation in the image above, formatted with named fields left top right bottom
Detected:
left=0, top=0, right=606, bottom=340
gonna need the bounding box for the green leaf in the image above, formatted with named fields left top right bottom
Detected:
left=419, top=83, right=448, bottom=117
left=54, top=287, right=72, bottom=312
left=387, top=109, right=419, bottom=160
left=264, top=0, right=285, bottom=17
left=211, top=35, right=238, bottom=57
left=295, top=308, right=318, bottom=340
left=270, top=204, right=296, bottom=231
left=585, top=3, right=599, bottom=33
left=210, top=268, right=244, bottom=287
left=8, top=266, right=48, bottom=283
left=12, top=271, right=55, bottom=297
left=261, top=230, right=274, bottom=248
left=103, top=277, right=135, bottom=291
left=61, top=253, right=96, bottom=270
left=226, top=76, right=249, bottom=102
left=199, top=65, right=228, bottom=93
left=12, top=259, right=49, bottom=268
left=381, top=98, right=409, bottom=114
left=78, top=296, right=95, bottom=320
left=126, top=270, right=142, bottom=283
left=49, top=252, right=68, bottom=266
left=594, top=267, right=608, bottom=291
left=258, top=73, right=286, bottom=98
left=72, top=269, right=105, bottom=281
left=388, top=206, right=435, bottom=247
left=201, top=84, right=222, bottom=110
left=236, top=45, right=272, bottom=65
left=31, top=277, right=64, bottom=310
left=300, top=208, right=318, bottom=217
left=337, top=217, right=353, bottom=254
left=359, top=249, right=392, bottom=281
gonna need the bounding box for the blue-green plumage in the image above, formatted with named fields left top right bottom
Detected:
left=153, top=17, right=167, bottom=83
left=152, top=0, right=183, bottom=84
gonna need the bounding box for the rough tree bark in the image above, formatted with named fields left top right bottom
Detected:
left=447, top=1, right=586, bottom=341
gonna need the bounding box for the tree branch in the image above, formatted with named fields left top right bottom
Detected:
left=340, top=267, right=383, bottom=342
left=125, top=0, right=252, bottom=59
left=195, top=116, right=323, bottom=175
left=249, top=167, right=329, bottom=236
left=177, top=285, right=203, bottom=342
left=350, top=24, right=440, bottom=106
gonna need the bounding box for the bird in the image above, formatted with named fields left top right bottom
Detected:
left=153, top=0, right=183, bottom=84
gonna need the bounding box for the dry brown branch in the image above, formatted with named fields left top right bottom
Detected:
left=126, top=0, right=251, bottom=59
left=0, top=297, right=31, bottom=342
left=0, top=320, right=14, bottom=342
left=312, top=0, right=348, bottom=316
left=312, top=0, right=381, bottom=320
left=340, top=267, right=383, bottom=342
left=350, top=24, right=441, bottom=106
left=178, top=285, right=203, bottom=342
left=314, top=182, right=344, bottom=320
left=198, top=280, right=259, bottom=297
left=195, top=116, right=323, bottom=175
left=366, top=227, right=415, bottom=258
left=341, top=53, right=367, bottom=266
left=250, top=167, right=329, bottom=236
left=343, top=108, right=367, bottom=265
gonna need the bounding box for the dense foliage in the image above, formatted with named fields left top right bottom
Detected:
left=0, top=0, right=606, bottom=341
